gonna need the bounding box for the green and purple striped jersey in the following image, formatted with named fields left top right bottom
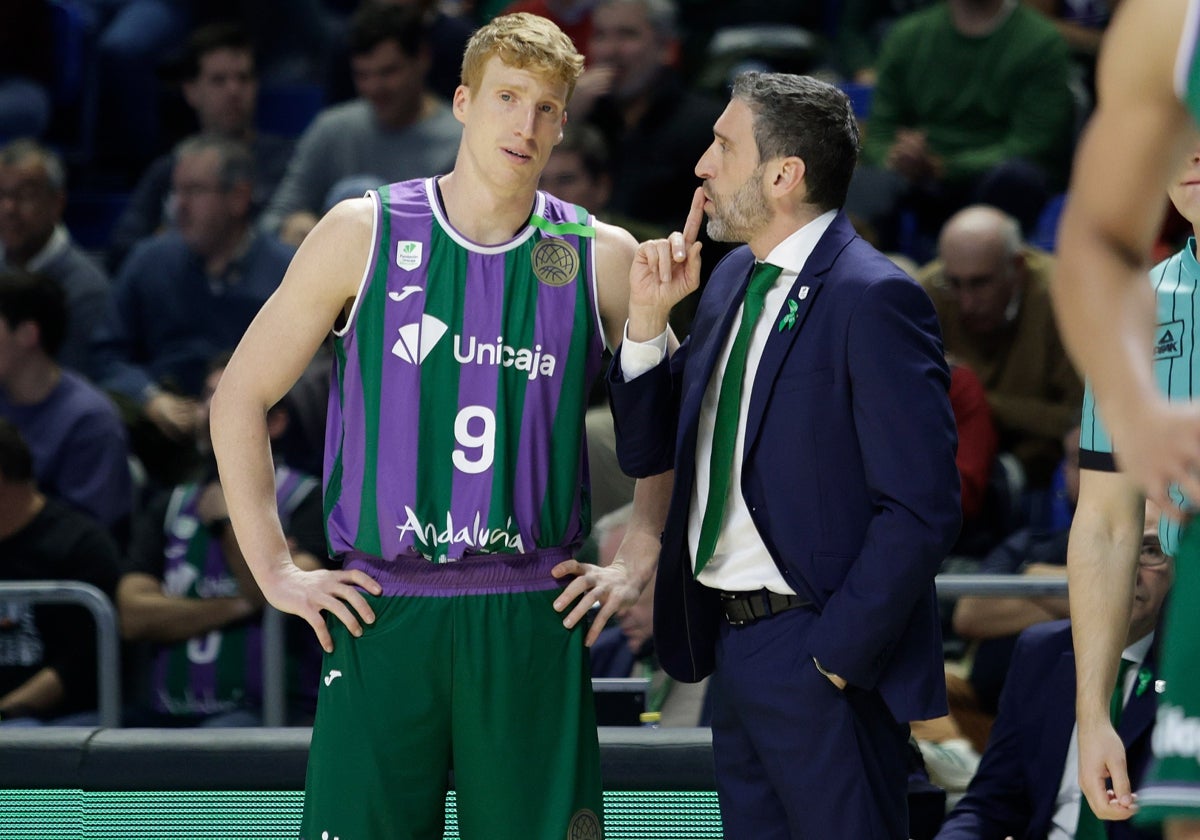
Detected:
left=324, top=178, right=605, bottom=563
left=153, top=466, right=316, bottom=716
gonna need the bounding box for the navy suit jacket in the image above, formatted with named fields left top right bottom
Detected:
left=936, top=620, right=1162, bottom=840
left=608, top=212, right=961, bottom=723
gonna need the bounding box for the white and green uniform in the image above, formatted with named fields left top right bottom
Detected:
left=1081, top=238, right=1200, bottom=821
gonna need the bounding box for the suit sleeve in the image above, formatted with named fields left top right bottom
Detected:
left=606, top=338, right=689, bottom=477
left=935, top=629, right=1046, bottom=839
left=808, top=273, right=961, bottom=688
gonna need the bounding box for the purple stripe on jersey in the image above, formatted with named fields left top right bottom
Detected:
left=186, top=540, right=231, bottom=705
left=448, top=251, right=506, bottom=553
left=511, top=272, right=577, bottom=541
left=513, top=194, right=603, bottom=546
left=370, top=180, right=432, bottom=558
left=326, top=296, right=367, bottom=552
left=341, top=548, right=575, bottom=596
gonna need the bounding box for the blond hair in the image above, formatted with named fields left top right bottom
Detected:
left=460, top=13, right=585, bottom=100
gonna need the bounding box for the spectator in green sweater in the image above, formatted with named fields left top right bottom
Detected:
left=844, top=0, right=1076, bottom=258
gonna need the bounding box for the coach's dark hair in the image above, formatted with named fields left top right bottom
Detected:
left=0, top=267, right=68, bottom=358
left=0, top=418, right=34, bottom=484
left=349, top=2, right=426, bottom=59
left=730, top=72, right=860, bottom=212
left=182, top=23, right=255, bottom=81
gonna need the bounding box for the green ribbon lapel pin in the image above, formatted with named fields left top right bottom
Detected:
left=1136, top=667, right=1153, bottom=698
left=778, top=298, right=799, bottom=332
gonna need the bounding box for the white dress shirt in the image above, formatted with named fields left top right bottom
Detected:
left=621, top=210, right=837, bottom=593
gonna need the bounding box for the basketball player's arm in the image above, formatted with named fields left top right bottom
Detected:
left=210, top=198, right=383, bottom=654
left=549, top=217, right=682, bottom=645
left=1052, top=0, right=1200, bottom=516
left=1068, top=468, right=1145, bottom=820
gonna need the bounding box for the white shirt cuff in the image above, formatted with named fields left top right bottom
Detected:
left=619, top=322, right=668, bottom=380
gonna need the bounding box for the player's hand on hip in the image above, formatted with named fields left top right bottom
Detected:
left=550, top=558, right=642, bottom=647
left=260, top=563, right=383, bottom=653
left=1113, top=398, right=1200, bottom=521
left=1077, top=719, right=1138, bottom=821
left=626, top=187, right=704, bottom=340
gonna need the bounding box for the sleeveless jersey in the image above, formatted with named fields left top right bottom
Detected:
left=152, top=466, right=317, bottom=716
left=323, top=178, right=605, bottom=563
left=1080, top=239, right=1200, bottom=556
left=1175, top=0, right=1200, bottom=121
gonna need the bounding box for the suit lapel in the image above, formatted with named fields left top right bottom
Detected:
left=744, top=272, right=823, bottom=447
left=1042, top=649, right=1079, bottom=784
left=744, top=213, right=854, bottom=450
left=1119, top=647, right=1158, bottom=747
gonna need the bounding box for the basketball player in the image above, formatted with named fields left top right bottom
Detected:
left=1054, top=0, right=1200, bottom=836
left=210, top=13, right=670, bottom=839
left=1054, top=0, right=1200, bottom=515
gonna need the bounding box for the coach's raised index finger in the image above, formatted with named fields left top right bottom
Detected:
left=684, top=186, right=705, bottom=247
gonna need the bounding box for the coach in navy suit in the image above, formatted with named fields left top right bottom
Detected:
left=608, top=72, right=961, bottom=839
left=935, top=517, right=1171, bottom=840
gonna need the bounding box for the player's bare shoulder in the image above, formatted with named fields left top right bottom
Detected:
left=592, top=219, right=639, bottom=288
left=285, top=195, right=379, bottom=304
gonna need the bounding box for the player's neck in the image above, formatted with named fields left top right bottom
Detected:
left=436, top=171, right=538, bottom=246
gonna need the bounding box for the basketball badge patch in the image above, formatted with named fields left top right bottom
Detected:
left=567, top=808, right=601, bottom=840
left=532, top=239, right=579, bottom=287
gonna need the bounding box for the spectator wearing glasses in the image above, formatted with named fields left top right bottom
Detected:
left=0, top=139, right=114, bottom=375
left=917, top=205, right=1083, bottom=492
left=107, top=23, right=296, bottom=271
left=935, top=501, right=1171, bottom=840
left=91, top=133, right=293, bottom=484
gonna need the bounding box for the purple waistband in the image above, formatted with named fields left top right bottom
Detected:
left=339, top=547, right=578, bottom=596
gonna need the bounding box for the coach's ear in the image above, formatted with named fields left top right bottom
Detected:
left=767, top=155, right=806, bottom=205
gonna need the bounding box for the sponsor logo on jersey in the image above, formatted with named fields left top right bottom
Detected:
left=391, top=319, right=558, bottom=381
left=531, top=238, right=579, bottom=287
left=1150, top=703, right=1200, bottom=762
left=453, top=335, right=557, bottom=381
left=161, top=563, right=240, bottom=599
left=323, top=669, right=343, bottom=687
left=388, top=285, right=422, bottom=302
left=1155, top=320, right=1184, bottom=361
left=568, top=808, right=601, bottom=840
left=396, top=507, right=525, bottom=558
left=391, top=315, right=448, bottom=364
left=396, top=241, right=423, bottom=271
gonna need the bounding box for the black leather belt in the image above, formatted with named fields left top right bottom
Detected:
left=719, top=589, right=813, bottom=626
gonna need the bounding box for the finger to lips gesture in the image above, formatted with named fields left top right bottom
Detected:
left=629, top=186, right=706, bottom=313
